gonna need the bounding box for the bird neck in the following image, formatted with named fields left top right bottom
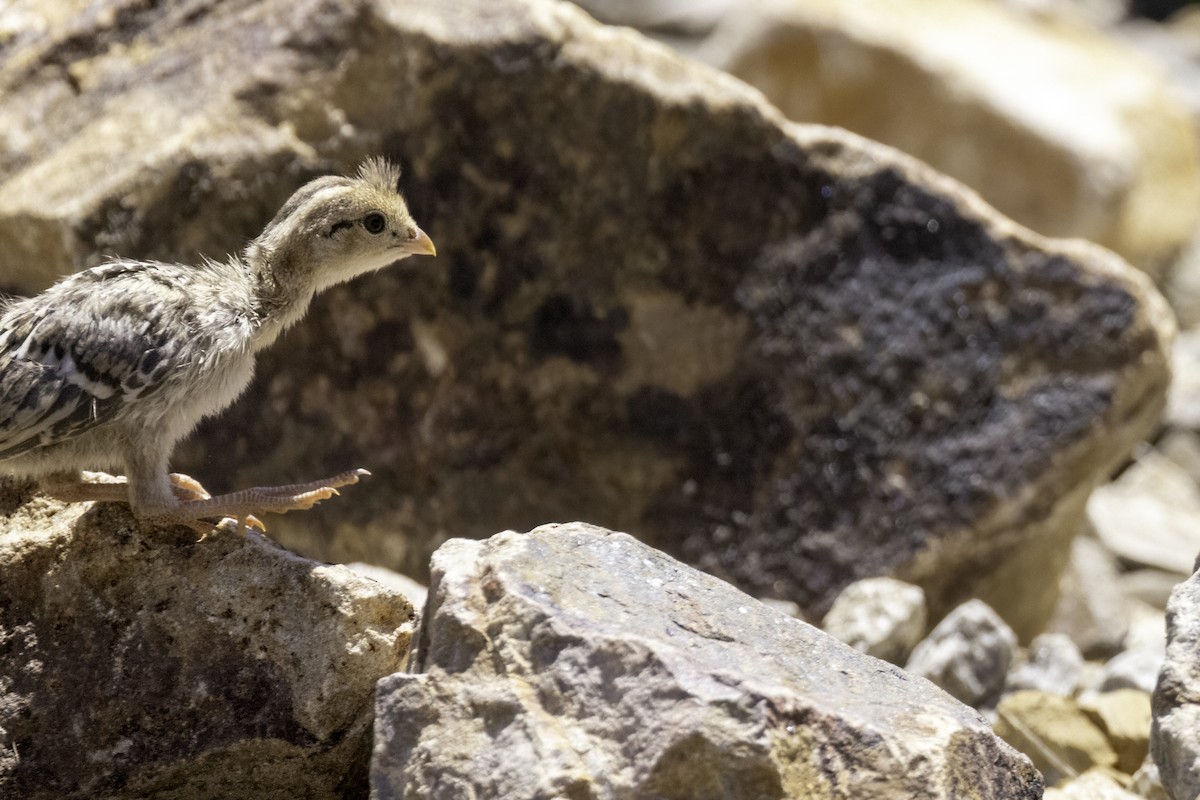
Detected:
left=246, top=243, right=317, bottom=350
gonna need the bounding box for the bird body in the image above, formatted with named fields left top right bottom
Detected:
left=0, top=158, right=434, bottom=530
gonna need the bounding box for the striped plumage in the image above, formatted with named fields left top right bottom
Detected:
left=0, top=158, right=435, bottom=532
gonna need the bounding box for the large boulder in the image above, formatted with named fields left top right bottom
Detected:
left=372, top=522, right=1043, bottom=799
left=0, top=481, right=416, bottom=800
left=0, top=0, right=1173, bottom=633
left=698, top=0, right=1200, bottom=276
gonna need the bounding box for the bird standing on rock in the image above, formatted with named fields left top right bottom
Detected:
left=0, top=158, right=435, bottom=534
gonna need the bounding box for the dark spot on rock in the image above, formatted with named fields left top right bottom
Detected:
left=530, top=293, right=626, bottom=366
left=448, top=256, right=478, bottom=300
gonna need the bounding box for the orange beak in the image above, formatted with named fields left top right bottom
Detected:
left=409, top=228, right=437, bottom=257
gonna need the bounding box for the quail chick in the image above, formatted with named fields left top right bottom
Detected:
left=0, top=158, right=435, bottom=534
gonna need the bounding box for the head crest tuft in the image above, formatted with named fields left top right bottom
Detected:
left=357, top=157, right=402, bottom=194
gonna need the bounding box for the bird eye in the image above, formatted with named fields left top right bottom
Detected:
left=363, top=213, right=387, bottom=234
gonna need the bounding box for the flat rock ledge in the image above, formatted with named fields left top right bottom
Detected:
left=0, top=482, right=417, bottom=800
left=372, top=522, right=1042, bottom=799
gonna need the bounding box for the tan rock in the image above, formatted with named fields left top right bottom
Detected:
left=1080, top=690, right=1153, bottom=775
left=699, top=0, right=1200, bottom=276
left=994, top=690, right=1118, bottom=786
left=0, top=480, right=417, bottom=799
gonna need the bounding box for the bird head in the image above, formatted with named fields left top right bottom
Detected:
left=247, top=157, right=436, bottom=293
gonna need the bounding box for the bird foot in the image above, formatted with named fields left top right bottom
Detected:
left=169, top=473, right=211, bottom=501
left=165, top=473, right=263, bottom=536
left=147, top=469, right=369, bottom=536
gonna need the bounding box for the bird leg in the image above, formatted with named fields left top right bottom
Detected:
left=41, top=472, right=267, bottom=535
left=44, top=472, right=217, bottom=503
left=40, top=472, right=132, bottom=503
left=141, top=469, right=369, bottom=531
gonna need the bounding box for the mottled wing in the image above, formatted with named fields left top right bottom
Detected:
left=0, top=264, right=181, bottom=460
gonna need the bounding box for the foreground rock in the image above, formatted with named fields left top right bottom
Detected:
left=699, top=0, right=1200, bottom=276
left=373, top=523, right=1042, bottom=799
left=0, top=482, right=416, bottom=800
left=0, top=0, right=1172, bottom=634
left=1151, top=568, right=1200, bottom=800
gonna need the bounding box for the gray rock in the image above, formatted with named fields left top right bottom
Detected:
left=1168, top=328, right=1200, bottom=429
left=1048, top=534, right=1133, bottom=658
left=1120, top=568, right=1187, bottom=611
left=569, top=0, right=735, bottom=33
left=821, top=576, right=927, bottom=664
left=1125, top=602, right=1168, bottom=656
left=1158, top=428, right=1200, bottom=486
left=1101, top=649, right=1166, bottom=694
left=1088, top=448, right=1200, bottom=575
left=906, top=599, right=1018, bottom=708
left=1152, top=571, right=1200, bottom=800
left=0, top=481, right=417, bottom=800
left=372, top=522, right=1042, bottom=799
left=0, top=0, right=1172, bottom=639
left=345, top=562, right=429, bottom=610
left=1006, top=633, right=1085, bottom=697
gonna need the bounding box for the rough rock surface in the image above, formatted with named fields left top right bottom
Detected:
left=1152, top=568, right=1200, bottom=800
left=820, top=576, right=926, bottom=664
left=995, top=691, right=1118, bottom=787
left=906, top=599, right=1017, bottom=708
left=698, top=0, right=1200, bottom=275
left=372, top=523, right=1042, bottom=799
left=0, top=0, right=1173, bottom=634
left=0, top=480, right=416, bottom=800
